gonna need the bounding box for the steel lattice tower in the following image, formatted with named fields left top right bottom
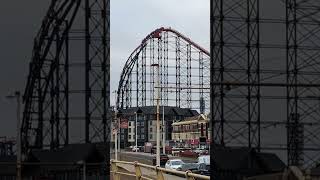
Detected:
left=211, top=0, right=320, bottom=168
left=117, top=27, right=210, bottom=113
left=211, top=0, right=261, bottom=150
left=22, top=0, right=110, bottom=157
left=286, top=0, right=320, bottom=167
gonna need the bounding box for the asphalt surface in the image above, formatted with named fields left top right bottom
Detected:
left=110, top=150, right=198, bottom=179
left=111, top=150, right=197, bottom=166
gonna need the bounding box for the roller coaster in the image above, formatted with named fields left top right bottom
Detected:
left=21, top=0, right=110, bottom=157
left=116, top=27, right=210, bottom=113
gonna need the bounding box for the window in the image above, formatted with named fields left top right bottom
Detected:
left=141, top=134, right=145, bottom=139
left=150, top=134, right=153, bottom=139
left=141, top=121, right=145, bottom=126
left=149, top=121, right=152, bottom=125
left=121, top=135, right=124, bottom=140
left=129, top=135, right=131, bottom=139
left=150, top=127, right=153, bottom=132
left=129, top=122, right=132, bottom=126
left=129, top=128, right=131, bottom=133
left=141, top=128, right=145, bottom=132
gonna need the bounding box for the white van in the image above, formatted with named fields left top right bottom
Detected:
left=197, top=155, right=210, bottom=165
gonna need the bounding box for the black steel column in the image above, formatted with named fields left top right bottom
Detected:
left=85, top=0, right=90, bottom=143
left=247, top=0, right=260, bottom=151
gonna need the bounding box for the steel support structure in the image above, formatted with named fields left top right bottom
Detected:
left=117, top=27, right=210, bottom=114
left=0, top=137, right=15, bottom=156
left=286, top=0, right=320, bottom=168
left=211, top=0, right=320, bottom=168
left=211, top=0, right=261, bottom=149
left=84, top=0, right=110, bottom=143
left=22, top=0, right=110, bottom=159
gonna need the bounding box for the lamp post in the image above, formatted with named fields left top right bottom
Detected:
left=151, top=63, right=160, bottom=166
left=113, top=91, right=118, bottom=160
left=135, top=112, right=138, bottom=152
left=6, top=91, right=21, bottom=180
left=162, top=105, right=165, bottom=154
left=77, top=160, right=86, bottom=180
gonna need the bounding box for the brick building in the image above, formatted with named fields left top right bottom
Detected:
left=116, top=106, right=199, bottom=148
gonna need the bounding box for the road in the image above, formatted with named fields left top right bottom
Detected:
left=110, top=150, right=198, bottom=179
left=111, top=150, right=197, bottom=166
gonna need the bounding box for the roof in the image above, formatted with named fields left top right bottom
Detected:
left=212, top=146, right=285, bottom=177
left=30, top=143, right=104, bottom=163
left=311, top=165, right=320, bottom=176
left=118, top=106, right=199, bottom=117
left=172, top=114, right=208, bottom=126
left=0, top=155, right=16, bottom=175
left=26, top=143, right=105, bottom=172
left=256, top=152, right=286, bottom=172
left=172, top=120, right=198, bottom=126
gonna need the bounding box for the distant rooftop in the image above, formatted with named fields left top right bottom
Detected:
left=118, top=106, right=199, bottom=117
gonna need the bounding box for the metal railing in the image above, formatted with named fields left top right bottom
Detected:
left=110, top=159, right=210, bottom=180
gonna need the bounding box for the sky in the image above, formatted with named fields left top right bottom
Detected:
left=110, top=0, right=210, bottom=105
left=0, top=0, right=210, bottom=137
left=0, top=0, right=315, bottom=165
left=0, top=0, right=50, bottom=137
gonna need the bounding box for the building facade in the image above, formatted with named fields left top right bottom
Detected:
left=116, top=106, right=199, bottom=148
left=172, top=114, right=210, bottom=148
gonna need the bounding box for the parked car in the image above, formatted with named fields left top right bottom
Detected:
left=197, top=163, right=210, bottom=176
left=165, top=159, right=184, bottom=170
left=152, top=154, right=169, bottom=166
left=131, top=146, right=139, bottom=152
left=180, top=150, right=198, bottom=158
left=197, top=155, right=210, bottom=165
left=176, top=163, right=199, bottom=173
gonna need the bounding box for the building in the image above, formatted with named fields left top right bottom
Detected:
left=172, top=114, right=210, bottom=148
left=116, top=106, right=199, bottom=148
left=212, top=146, right=285, bottom=180
left=0, top=143, right=108, bottom=180
left=0, top=137, right=15, bottom=156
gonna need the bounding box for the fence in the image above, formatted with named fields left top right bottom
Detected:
left=110, top=159, right=210, bottom=180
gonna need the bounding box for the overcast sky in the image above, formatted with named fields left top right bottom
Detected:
left=110, top=0, right=210, bottom=105
left=0, top=0, right=209, bottom=137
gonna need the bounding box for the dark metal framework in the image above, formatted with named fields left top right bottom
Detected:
left=0, top=137, right=15, bottom=156
left=116, top=27, right=210, bottom=113
left=211, top=0, right=261, bottom=150
left=211, top=0, right=320, bottom=168
left=22, top=0, right=110, bottom=157
left=286, top=0, right=320, bottom=168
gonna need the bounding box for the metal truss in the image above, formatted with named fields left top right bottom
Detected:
left=22, top=0, right=110, bottom=157
left=286, top=0, right=320, bottom=168
left=211, top=0, right=261, bottom=150
left=0, top=137, right=15, bottom=156
left=211, top=0, right=320, bottom=168
left=117, top=27, right=210, bottom=113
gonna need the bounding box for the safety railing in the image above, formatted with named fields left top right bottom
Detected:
left=110, top=159, right=210, bottom=180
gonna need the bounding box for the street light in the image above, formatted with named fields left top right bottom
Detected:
left=77, top=160, right=86, bottom=180
left=135, top=111, right=138, bottom=152
left=151, top=63, right=160, bottom=166
left=162, top=105, right=165, bottom=154
left=6, top=91, right=21, bottom=180
left=113, top=90, right=122, bottom=160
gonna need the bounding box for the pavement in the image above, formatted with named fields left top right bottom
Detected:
left=111, top=150, right=197, bottom=165
left=110, top=150, right=199, bottom=180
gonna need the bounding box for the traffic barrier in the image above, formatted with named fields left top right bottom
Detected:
left=110, top=159, right=210, bottom=180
